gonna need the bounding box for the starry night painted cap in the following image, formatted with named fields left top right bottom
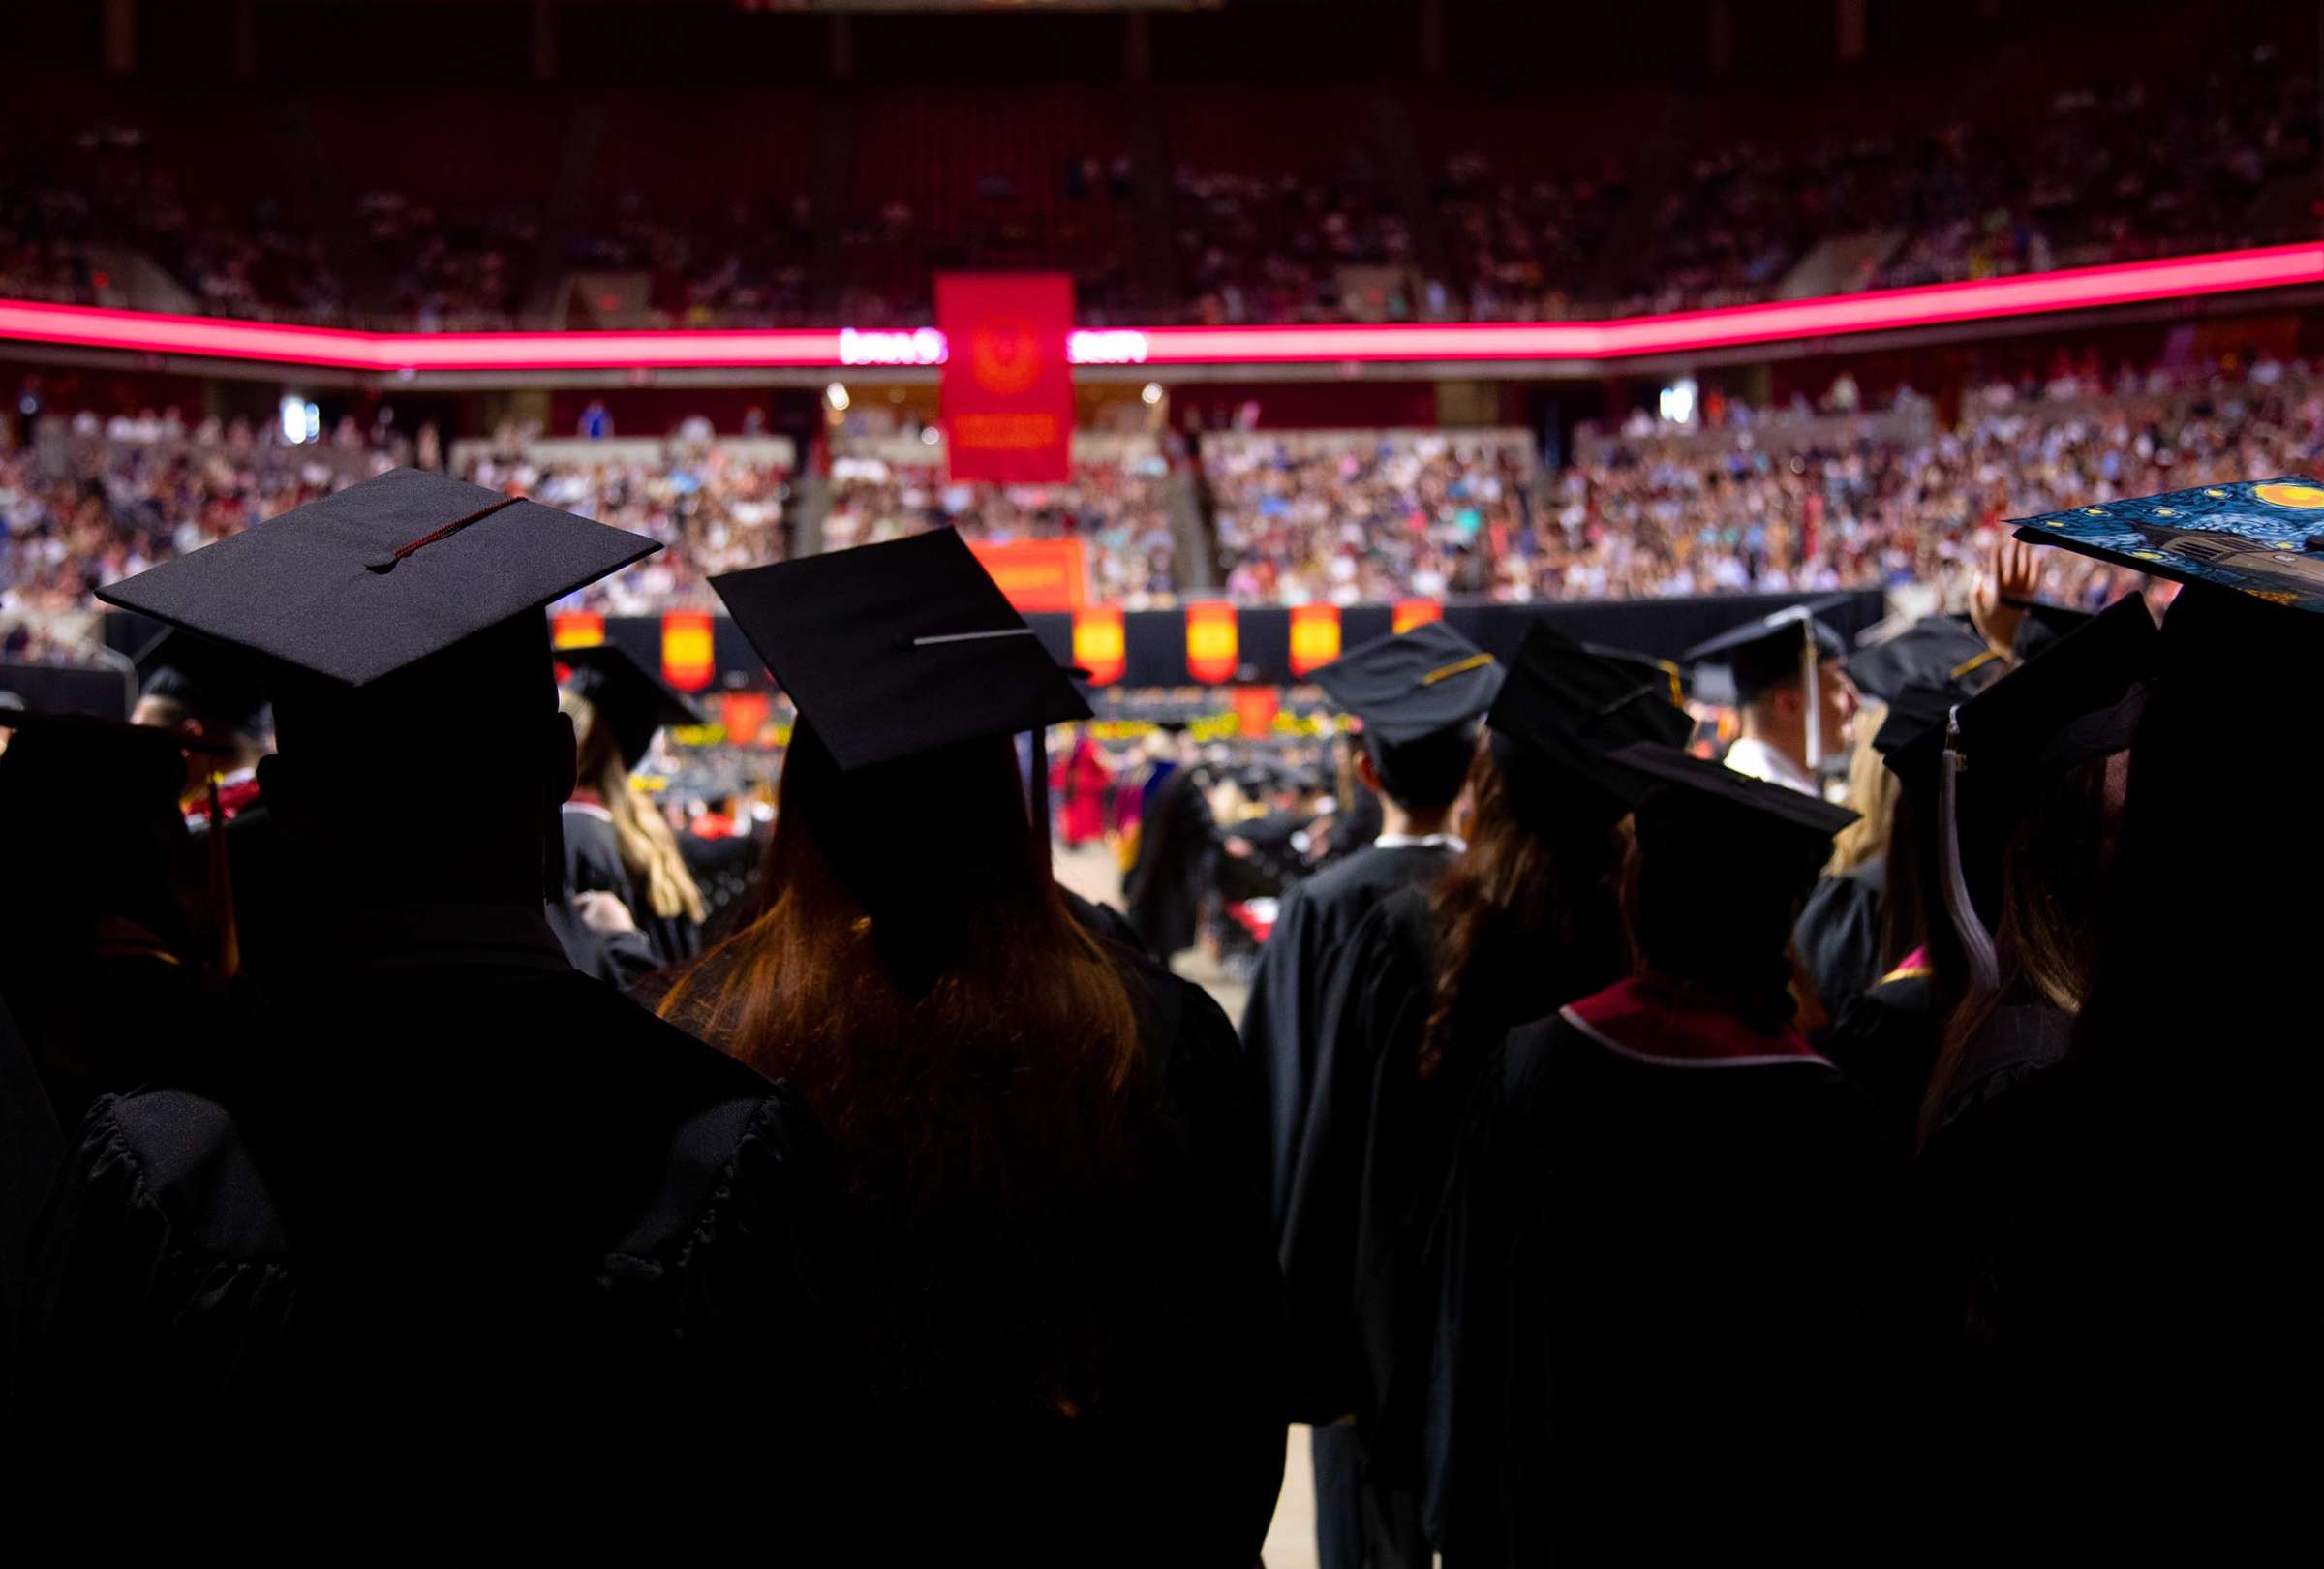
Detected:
left=1307, top=622, right=1504, bottom=746
left=711, top=527, right=1091, bottom=773
left=95, top=467, right=659, bottom=689
left=2013, top=476, right=2324, bottom=612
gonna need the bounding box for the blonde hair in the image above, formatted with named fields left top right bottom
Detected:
left=562, top=689, right=707, bottom=925
left=1827, top=698, right=1895, bottom=875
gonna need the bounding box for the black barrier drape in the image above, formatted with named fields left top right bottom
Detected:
left=0, top=661, right=138, bottom=720
left=72, top=593, right=1884, bottom=713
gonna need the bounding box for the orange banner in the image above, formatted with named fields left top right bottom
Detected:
left=1392, top=598, right=1443, bottom=633
left=551, top=611, right=605, bottom=649
left=1232, top=685, right=1280, bottom=740
left=1185, top=600, right=1238, bottom=685
left=660, top=610, right=716, bottom=693
left=1072, top=604, right=1126, bottom=686
left=965, top=537, right=1086, bottom=614
left=720, top=690, right=772, bottom=746
left=1289, top=602, right=1342, bottom=676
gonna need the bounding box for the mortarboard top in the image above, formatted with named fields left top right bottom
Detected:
left=1488, top=621, right=1694, bottom=781
left=94, top=467, right=659, bottom=691
left=1608, top=740, right=1860, bottom=843
left=1581, top=640, right=1690, bottom=706
left=711, top=527, right=1091, bottom=775
left=2008, top=599, right=2096, bottom=662
left=135, top=627, right=270, bottom=734
left=558, top=642, right=704, bottom=770
left=2012, top=476, right=2324, bottom=613
left=1681, top=598, right=1851, bottom=708
left=1874, top=678, right=1968, bottom=766
left=1842, top=615, right=2002, bottom=708
left=1952, top=593, right=2156, bottom=786
left=0, top=709, right=229, bottom=815
left=1307, top=622, right=1504, bottom=746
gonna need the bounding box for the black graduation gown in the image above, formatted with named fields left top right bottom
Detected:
left=562, top=801, right=701, bottom=969
left=1, top=995, right=62, bottom=1418
left=1819, top=962, right=1940, bottom=1149
left=680, top=822, right=763, bottom=934
left=1241, top=841, right=1456, bottom=1231
left=1122, top=763, right=1217, bottom=958
left=1425, top=984, right=1896, bottom=1565
left=1322, top=791, right=1386, bottom=868
left=15, top=903, right=844, bottom=1508
left=666, top=925, right=1286, bottom=1567
left=1795, top=857, right=1885, bottom=1015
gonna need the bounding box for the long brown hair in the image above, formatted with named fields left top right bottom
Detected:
left=1920, top=752, right=2120, bottom=1142
left=1421, top=733, right=1629, bottom=1080
left=660, top=722, right=1143, bottom=1413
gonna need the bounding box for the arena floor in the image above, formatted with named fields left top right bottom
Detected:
left=1053, top=845, right=1316, bottom=1569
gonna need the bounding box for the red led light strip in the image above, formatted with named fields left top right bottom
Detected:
left=2, top=243, right=2316, bottom=373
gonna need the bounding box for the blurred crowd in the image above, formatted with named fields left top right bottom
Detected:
left=822, top=455, right=1182, bottom=606
left=8, top=354, right=2320, bottom=633
left=6, top=39, right=2309, bottom=329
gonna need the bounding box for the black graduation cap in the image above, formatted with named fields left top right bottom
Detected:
left=1307, top=622, right=1504, bottom=746
left=711, top=527, right=1091, bottom=774
left=0, top=708, right=230, bottom=799
left=2007, top=599, right=2095, bottom=662
left=1952, top=593, right=2157, bottom=790
left=557, top=642, right=704, bottom=771
left=1872, top=678, right=1963, bottom=762
left=1842, top=616, right=2001, bottom=708
left=94, top=467, right=659, bottom=690
left=1488, top=621, right=1694, bottom=775
left=1682, top=598, right=1852, bottom=754
left=1581, top=640, right=1689, bottom=706
left=1608, top=740, right=1860, bottom=845
left=135, top=628, right=270, bottom=737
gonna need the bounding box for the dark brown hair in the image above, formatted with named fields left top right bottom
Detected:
left=661, top=722, right=1144, bottom=1414
left=1421, top=734, right=1629, bottom=1079
left=1921, top=751, right=2121, bottom=1142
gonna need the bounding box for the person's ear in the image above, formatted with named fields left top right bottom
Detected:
left=1353, top=744, right=1384, bottom=797
left=548, top=710, right=578, bottom=806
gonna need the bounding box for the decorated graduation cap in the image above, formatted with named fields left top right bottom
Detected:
left=1484, top=622, right=1695, bottom=817
left=711, top=527, right=1091, bottom=774
left=1931, top=592, right=2158, bottom=993
left=1682, top=597, right=1852, bottom=766
left=1842, top=615, right=2002, bottom=709
left=1307, top=622, right=1504, bottom=746
left=136, top=628, right=270, bottom=739
left=2011, top=476, right=2324, bottom=609
left=558, top=643, right=704, bottom=771
left=1608, top=739, right=1859, bottom=851
left=96, top=467, right=659, bottom=692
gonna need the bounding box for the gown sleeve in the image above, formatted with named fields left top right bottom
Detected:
left=1278, top=896, right=1428, bottom=1423
left=1238, top=879, right=1321, bottom=1231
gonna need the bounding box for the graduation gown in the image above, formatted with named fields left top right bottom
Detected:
left=1122, top=763, right=1216, bottom=958
left=663, top=924, right=1286, bottom=1567
left=1425, top=980, right=1896, bottom=1565
left=1818, top=953, right=1940, bottom=1149
left=1240, top=840, right=1457, bottom=1230
left=15, top=903, right=845, bottom=1505
left=1795, top=857, right=1885, bottom=1016
left=563, top=798, right=701, bottom=969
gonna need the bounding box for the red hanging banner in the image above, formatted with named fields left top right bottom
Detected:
left=966, top=537, right=1086, bottom=613
left=937, top=273, right=1075, bottom=484
left=551, top=611, right=605, bottom=650
left=1232, top=685, right=1281, bottom=740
